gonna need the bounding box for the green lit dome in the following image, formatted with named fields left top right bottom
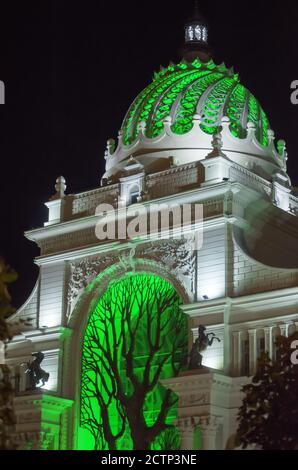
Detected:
left=122, top=59, right=271, bottom=147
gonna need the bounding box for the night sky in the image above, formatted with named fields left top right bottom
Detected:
left=0, top=0, right=297, bottom=308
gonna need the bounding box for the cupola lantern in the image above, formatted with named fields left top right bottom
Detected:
left=184, top=2, right=208, bottom=45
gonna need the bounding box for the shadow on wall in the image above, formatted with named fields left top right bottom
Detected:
left=233, top=200, right=298, bottom=269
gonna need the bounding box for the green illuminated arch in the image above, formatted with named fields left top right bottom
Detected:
left=78, top=272, right=188, bottom=450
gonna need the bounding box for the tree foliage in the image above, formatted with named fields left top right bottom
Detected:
left=0, top=258, right=18, bottom=450
left=151, top=426, right=181, bottom=450
left=81, top=272, right=187, bottom=450
left=237, top=332, right=298, bottom=450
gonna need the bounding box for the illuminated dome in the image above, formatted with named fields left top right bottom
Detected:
left=122, top=59, right=271, bottom=148
left=103, top=8, right=287, bottom=184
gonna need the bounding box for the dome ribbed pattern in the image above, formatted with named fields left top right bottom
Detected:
left=122, top=59, right=271, bottom=147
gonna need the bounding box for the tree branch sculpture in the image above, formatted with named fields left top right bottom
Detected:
left=81, top=273, right=187, bottom=450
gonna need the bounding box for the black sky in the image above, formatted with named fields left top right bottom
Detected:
left=0, top=0, right=297, bottom=308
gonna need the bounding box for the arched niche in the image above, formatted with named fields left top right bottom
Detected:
left=63, top=259, right=189, bottom=450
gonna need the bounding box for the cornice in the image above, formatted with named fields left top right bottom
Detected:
left=183, top=287, right=298, bottom=317
left=14, top=392, right=73, bottom=409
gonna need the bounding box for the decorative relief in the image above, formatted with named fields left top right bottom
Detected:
left=67, top=254, right=116, bottom=317
left=180, top=392, right=208, bottom=407
left=66, top=237, right=196, bottom=321
left=140, top=238, right=196, bottom=300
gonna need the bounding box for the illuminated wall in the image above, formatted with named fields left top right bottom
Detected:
left=78, top=272, right=188, bottom=450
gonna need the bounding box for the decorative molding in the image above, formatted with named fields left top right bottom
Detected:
left=13, top=393, right=73, bottom=450
left=67, top=254, right=116, bottom=316
left=105, top=114, right=285, bottom=178
left=179, top=392, right=209, bottom=407
left=176, top=414, right=222, bottom=432
left=66, top=237, right=196, bottom=321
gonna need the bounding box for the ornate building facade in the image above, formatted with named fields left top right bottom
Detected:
left=6, top=12, right=298, bottom=450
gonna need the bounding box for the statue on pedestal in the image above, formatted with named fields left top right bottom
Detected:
left=24, top=352, right=49, bottom=390
left=188, top=325, right=221, bottom=370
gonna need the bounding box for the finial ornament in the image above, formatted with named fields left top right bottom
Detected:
left=194, top=0, right=200, bottom=18
left=105, top=138, right=116, bottom=159
left=207, top=129, right=226, bottom=158
left=267, top=129, right=275, bottom=145
left=277, top=139, right=288, bottom=170
left=118, top=129, right=124, bottom=143
left=54, top=176, right=66, bottom=199
left=277, top=139, right=287, bottom=157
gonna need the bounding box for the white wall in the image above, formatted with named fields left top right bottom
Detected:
left=39, top=262, right=65, bottom=328
left=197, top=223, right=227, bottom=300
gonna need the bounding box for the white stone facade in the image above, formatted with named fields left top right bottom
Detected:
left=5, top=112, right=298, bottom=450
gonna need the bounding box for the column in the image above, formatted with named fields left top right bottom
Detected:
left=248, top=329, right=257, bottom=376
left=232, top=331, right=242, bottom=376
left=19, top=363, right=28, bottom=392
left=178, top=417, right=198, bottom=450
left=280, top=323, right=291, bottom=337
left=264, top=327, right=273, bottom=358
left=199, top=416, right=221, bottom=450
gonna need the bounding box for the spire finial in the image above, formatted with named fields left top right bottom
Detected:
left=194, top=1, right=201, bottom=19
left=207, top=130, right=227, bottom=159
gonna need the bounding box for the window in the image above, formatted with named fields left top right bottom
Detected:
left=130, top=192, right=139, bottom=204
left=129, top=185, right=140, bottom=204
left=185, top=24, right=208, bottom=44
